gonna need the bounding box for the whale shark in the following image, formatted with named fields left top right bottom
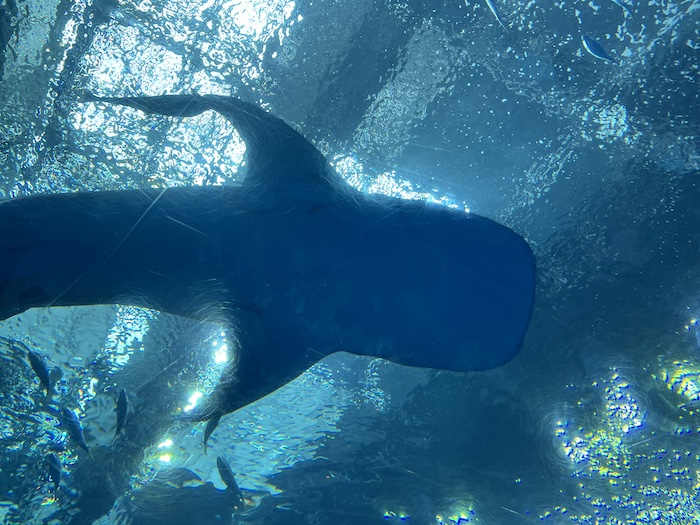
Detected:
left=0, top=94, right=535, bottom=419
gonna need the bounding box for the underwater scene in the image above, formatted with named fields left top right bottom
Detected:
left=0, top=0, right=699, bottom=523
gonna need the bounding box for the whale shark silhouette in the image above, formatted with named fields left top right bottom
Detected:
left=0, top=94, right=535, bottom=417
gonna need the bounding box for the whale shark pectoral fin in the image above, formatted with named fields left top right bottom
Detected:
left=85, top=93, right=342, bottom=195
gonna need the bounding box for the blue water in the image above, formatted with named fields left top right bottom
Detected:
left=1, top=0, right=699, bottom=523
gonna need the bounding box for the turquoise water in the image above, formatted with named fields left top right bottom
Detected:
left=1, top=0, right=699, bottom=523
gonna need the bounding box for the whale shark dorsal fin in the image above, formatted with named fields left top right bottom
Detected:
left=84, top=93, right=340, bottom=195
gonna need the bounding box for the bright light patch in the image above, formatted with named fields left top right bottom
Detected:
left=104, top=306, right=157, bottom=369
left=223, top=0, right=296, bottom=41
left=333, top=154, right=468, bottom=211
left=659, top=359, right=700, bottom=402
left=214, top=343, right=229, bottom=364
left=157, top=438, right=173, bottom=449
left=158, top=453, right=171, bottom=463
left=40, top=495, right=59, bottom=505
left=436, top=515, right=471, bottom=525
left=182, top=479, right=204, bottom=488
left=183, top=391, right=203, bottom=412
left=86, top=377, right=99, bottom=398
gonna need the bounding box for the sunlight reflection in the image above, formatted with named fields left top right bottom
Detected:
left=183, top=391, right=203, bottom=413
left=222, top=0, right=296, bottom=40
left=104, top=306, right=157, bottom=370
left=157, top=438, right=173, bottom=448
left=333, top=154, right=468, bottom=211
left=214, top=343, right=229, bottom=364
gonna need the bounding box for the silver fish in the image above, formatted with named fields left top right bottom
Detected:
left=611, top=0, right=634, bottom=19
left=61, top=406, right=90, bottom=455
left=27, top=350, right=52, bottom=396
left=115, top=388, right=129, bottom=438
left=43, top=453, right=61, bottom=490
left=216, top=456, right=244, bottom=511
left=582, top=35, right=617, bottom=64
left=483, top=0, right=507, bottom=30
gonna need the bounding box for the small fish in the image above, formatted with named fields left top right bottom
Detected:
left=27, top=351, right=52, bottom=396
left=582, top=35, right=617, bottom=64
left=61, top=406, right=90, bottom=455
left=611, top=0, right=634, bottom=19
left=483, top=0, right=507, bottom=30
left=115, top=388, right=129, bottom=438
left=49, top=367, right=62, bottom=390
left=43, top=453, right=61, bottom=490
left=216, top=456, right=244, bottom=511
left=203, top=414, right=221, bottom=454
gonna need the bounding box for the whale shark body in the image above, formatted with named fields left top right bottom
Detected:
left=0, top=94, right=535, bottom=418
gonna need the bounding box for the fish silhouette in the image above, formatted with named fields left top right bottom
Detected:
left=114, top=388, right=129, bottom=438
left=43, top=453, right=62, bottom=491
left=582, top=35, right=618, bottom=64
left=217, top=455, right=245, bottom=511
left=0, top=94, right=535, bottom=418
left=60, top=406, right=90, bottom=455
left=27, top=350, right=52, bottom=396
left=483, top=0, right=508, bottom=29
left=203, top=414, right=221, bottom=454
